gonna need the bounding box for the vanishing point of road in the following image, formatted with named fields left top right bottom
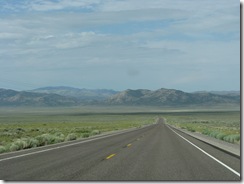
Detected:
left=0, top=118, right=240, bottom=181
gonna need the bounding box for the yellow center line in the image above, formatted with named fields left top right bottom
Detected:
left=106, top=154, right=116, bottom=160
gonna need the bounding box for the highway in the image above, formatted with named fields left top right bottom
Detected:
left=0, top=118, right=240, bottom=181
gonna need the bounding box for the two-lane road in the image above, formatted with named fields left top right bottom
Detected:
left=0, top=119, right=240, bottom=181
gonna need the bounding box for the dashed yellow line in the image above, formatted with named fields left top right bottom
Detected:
left=106, top=154, right=116, bottom=160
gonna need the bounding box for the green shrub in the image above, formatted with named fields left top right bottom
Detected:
left=233, top=134, right=240, bottom=142
left=14, top=139, right=28, bottom=149
left=209, top=131, right=219, bottom=138
left=71, top=127, right=91, bottom=134
left=11, top=138, right=29, bottom=150
left=201, top=128, right=240, bottom=144
left=36, top=134, right=48, bottom=146
left=54, top=136, right=65, bottom=143
left=48, top=128, right=60, bottom=134
left=54, top=132, right=64, bottom=137
left=202, top=129, right=211, bottom=135
left=200, top=121, right=210, bottom=124
left=91, top=130, right=100, bottom=135
left=223, top=135, right=234, bottom=143
left=223, top=134, right=240, bottom=143
left=15, top=128, right=25, bottom=134
left=1, top=132, right=14, bottom=136
left=0, top=146, right=6, bottom=153
left=31, top=128, right=39, bottom=132
left=216, top=133, right=226, bottom=140
left=9, top=143, right=20, bottom=151
left=7, top=134, right=65, bottom=153
left=35, top=134, right=62, bottom=146
left=10, top=138, right=40, bottom=150
left=66, top=133, right=77, bottom=141
left=25, top=138, right=40, bottom=148
left=186, top=126, right=195, bottom=132
left=16, top=128, right=25, bottom=132
left=81, top=133, right=90, bottom=138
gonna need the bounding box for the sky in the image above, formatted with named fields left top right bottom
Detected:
left=0, top=0, right=240, bottom=92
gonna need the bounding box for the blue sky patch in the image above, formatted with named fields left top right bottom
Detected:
left=0, top=0, right=240, bottom=91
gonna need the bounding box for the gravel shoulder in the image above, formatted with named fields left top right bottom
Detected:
left=166, top=124, right=240, bottom=157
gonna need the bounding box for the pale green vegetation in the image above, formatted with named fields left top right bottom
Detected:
left=0, top=107, right=156, bottom=154
left=0, top=106, right=240, bottom=154
left=165, top=111, right=240, bottom=144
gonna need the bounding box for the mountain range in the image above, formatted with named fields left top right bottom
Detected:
left=30, top=86, right=118, bottom=101
left=0, top=86, right=240, bottom=107
left=107, top=88, right=240, bottom=106
left=0, top=88, right=78, bottom=107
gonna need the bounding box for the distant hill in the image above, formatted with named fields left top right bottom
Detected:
left=0, top=87, right=240, bottom=107
left=107, top=88, right=240, bottom=106
left=194, top=91, right=240, bottom=96
left=31, top=86, right=118, bottom=101
left=0, top=88, right=78, bottom=107
left=210, top=91, right=240, bottom=96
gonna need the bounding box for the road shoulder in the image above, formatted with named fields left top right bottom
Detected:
left=166, top=124, right=240, bottom=157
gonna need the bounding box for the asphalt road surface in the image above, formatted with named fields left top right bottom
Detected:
left=0, top=118, right=240, bottom=181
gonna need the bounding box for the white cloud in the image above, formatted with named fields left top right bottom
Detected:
left=54, top=31, right=98, bottom=49
left=0, top=33, right=23, bottom=39
left=27, top=0, right=101, bottom=11
left=0, top=0, right=240, bottom=91
left=98, top=0, right=236, bottom=12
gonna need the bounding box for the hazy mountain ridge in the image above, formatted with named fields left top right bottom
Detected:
left=0, top=88, right=78, bottom=106
left=0, top=87, right=240, bottom=107
left=194, top=91, right=240, bottom=96
left=31, top=86, right=118, bottom=100
left=107, top=88, right=240, bottom=106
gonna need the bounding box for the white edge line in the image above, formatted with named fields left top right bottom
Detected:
left=0, top=125, right=152, bottom=162
left=167, top=125, right=240, bottom=177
